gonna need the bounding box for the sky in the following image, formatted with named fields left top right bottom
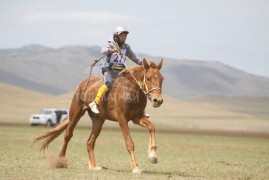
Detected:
left=0, top=0, right=269, bottom=77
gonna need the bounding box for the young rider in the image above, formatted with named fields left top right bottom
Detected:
left=89, top=26, right=143, bottom=114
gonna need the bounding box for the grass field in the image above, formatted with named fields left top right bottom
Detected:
left=1, top=83, right=269, bottom=179
left=1, top=125, right=269, bottom=179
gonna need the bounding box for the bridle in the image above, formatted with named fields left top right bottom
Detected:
left=122, top=61, right=162, bottom=100
left=141, top=71, right=162, bottom=94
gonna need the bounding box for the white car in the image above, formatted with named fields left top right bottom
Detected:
left=29, top=108, right=68, bottom=127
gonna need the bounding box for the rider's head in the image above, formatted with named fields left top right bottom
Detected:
left=113, top=26, right=129, bottom=46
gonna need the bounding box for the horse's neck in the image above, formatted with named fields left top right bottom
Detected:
left=114, top=66, right=145, bottom=92
left=111, top=66, right=147, bottom=110
left=124, top=66, right=144, bottom=86
left=127, top=66, right=144, bottom=81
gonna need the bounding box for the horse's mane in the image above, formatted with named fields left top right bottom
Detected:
left=120, top=60, right=158, bottom=76
left=121, top=65, right=144, bottom=76
left=115, top=61, right=161, bottom=88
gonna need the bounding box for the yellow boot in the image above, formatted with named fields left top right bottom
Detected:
left=89, top=85, right=108, bottom=114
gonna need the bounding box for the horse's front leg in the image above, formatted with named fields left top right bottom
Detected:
left=133, top=117, right=157, bottom=164
left=118, top=120, right=141, bottom=173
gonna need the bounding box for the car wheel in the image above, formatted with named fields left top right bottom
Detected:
left=45, top=120, right=53, bottom=127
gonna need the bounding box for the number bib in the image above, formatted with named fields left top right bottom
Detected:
left=109, top=48, right=127, bottom=66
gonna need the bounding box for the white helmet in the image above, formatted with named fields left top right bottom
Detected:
left=114, top=26, right=129, bottom=35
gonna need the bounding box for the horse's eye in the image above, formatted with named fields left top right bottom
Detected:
left=146, top=77, right=151, bottom=82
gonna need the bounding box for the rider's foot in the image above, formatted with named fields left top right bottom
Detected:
left=89, top=101, right=100, bottom=114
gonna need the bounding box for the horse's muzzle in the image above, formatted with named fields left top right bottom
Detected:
left=152, top=98, right=163, bottom=108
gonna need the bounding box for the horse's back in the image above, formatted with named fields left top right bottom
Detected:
left=73, top=76, right=103, bottom=105
left=76, top=74, right=146, bottom=121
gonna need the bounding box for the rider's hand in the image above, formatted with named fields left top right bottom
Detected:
left=109, top=48, right=119, bottom=54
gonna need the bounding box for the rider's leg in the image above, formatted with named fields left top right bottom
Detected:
left=89, top=85, right=109, bottom=114
left=89, top=70, right=115, bottom=114
left=94, top=85, right=108, bottom=105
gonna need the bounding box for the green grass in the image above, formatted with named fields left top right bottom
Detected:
left=1, top=125, right=269, bottom=179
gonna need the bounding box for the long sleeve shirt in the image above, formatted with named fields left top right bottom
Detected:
left=101, top=39, right=142, bottom=66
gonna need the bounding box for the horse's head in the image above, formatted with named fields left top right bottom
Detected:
left=142, top=59, right=164, bottom=108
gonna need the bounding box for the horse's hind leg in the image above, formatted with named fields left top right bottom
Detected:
left=133, top=117, right=157, bottom=164
left=87, top=114, right=105, bottom=170
left=59, top=103, right=85, bottom=157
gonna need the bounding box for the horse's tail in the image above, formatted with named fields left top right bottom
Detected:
left=31, top=116, right=69, bottom=152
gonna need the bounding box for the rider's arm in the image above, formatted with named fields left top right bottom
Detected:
left=125, top=44, right=142, bottom=65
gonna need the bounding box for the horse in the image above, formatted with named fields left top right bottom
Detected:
left=31, top=59, right=164, bottom=173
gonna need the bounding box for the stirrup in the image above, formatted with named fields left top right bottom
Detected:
left=144, top=113, right=150, bottom=118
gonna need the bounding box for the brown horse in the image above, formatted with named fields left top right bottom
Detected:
left=31, top=59, right=164, bottom=173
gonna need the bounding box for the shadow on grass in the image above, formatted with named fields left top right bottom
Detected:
left=143, top=170, right=204, bottom=178
left=107, top=167, right=203, bottom=178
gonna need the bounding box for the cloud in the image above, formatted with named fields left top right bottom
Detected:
left=22, top=11, right=139, bottom=24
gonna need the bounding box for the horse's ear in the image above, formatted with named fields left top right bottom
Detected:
left=142, top=59, right=150, bottom=70
left=157, top=59, right=163, bottom=70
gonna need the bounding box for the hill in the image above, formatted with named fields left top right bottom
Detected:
left=1, top=44, right=269, bottom=98
left=0, top=83, right=69, bottom=123
left=1, top=83, right=269, bottom=134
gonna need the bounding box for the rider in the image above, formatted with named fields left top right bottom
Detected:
left=89, top=26, right=143, bottom=114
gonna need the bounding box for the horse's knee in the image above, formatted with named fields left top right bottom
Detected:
left=64, top=132, right=73, bottom=142
left=86, top=138, right=95, bottom=149
left=86, top=142, right=93, bottom=152
left=126, top=141, right=135, bottom=152
left=148, top=123, right=155, bottom=132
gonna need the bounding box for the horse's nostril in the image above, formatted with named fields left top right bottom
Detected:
left=153, top=98, right=158, bottom=103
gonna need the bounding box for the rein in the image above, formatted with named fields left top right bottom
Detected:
left=122, top=61, right=148, bottom=96
left=115, top=43, right=152, bottom=97
left=82, top=45, right=161, bottom=102
left=81, top=56, right=105, bottom=101
left=115, top=43, right=161, bottom=95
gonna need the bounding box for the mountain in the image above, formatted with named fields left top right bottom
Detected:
left=1, top=44, right=269, bottom=98
left=161, top=59, right=269, bottom=98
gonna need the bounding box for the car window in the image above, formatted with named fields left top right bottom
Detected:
left=39, top=110, right=52, bottom=114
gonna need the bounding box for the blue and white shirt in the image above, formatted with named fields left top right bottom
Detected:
left=101, top=37, right=142, bottom=68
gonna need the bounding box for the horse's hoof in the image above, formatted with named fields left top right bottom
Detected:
left=91, top=166, right=103, bottom=171
left=132, top=168, right=142, bottom=173
left=148, top=156, right=158, bottom=164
